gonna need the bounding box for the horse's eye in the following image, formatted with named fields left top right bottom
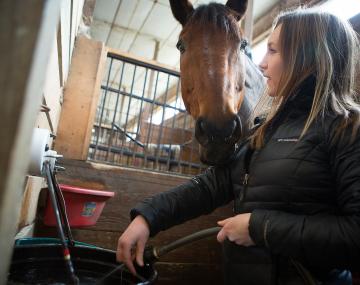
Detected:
left=176, top=39, right=186, bottom=54
left=240, top=39, right=248, bottom=51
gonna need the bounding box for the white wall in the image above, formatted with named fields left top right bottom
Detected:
left=18, top=0, right=86, bottom=237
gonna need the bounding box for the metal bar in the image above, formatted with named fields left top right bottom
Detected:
left=106, top=61, right=125, bottom=161
left=178, top=106, right=188, bottom=172
left=132, top=68, right=149, bottom=164
left=108, top=52, right=179, bottom=77
left=143, top=71, right=160, bottom=169
left=155, top=73, right=171, bottom=169
left=189, top=129, right=196, bottom=174
left=90, top=54, right=202, bottom=175
left=100, top=85, right=185, bottom=113
left=119, top=65, right=137, bottom=161
left=92, top=57, right=113, bottom=159
left=115, top=88, right=126, bottom=163
left=113, top=123, right=144, bottom=147
left=166, top=78, right=181, bottom=171
left=89, top=144, right=202, bottom=169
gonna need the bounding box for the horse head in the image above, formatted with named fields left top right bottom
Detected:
left=170, top=0, right=262, bottom=165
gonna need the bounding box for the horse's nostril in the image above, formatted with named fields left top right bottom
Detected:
left=196, top=116, right=242, bottom=146
left=196, top=118, right=205, bottom=135
left=232, top=116, right=242, bottom=142
left=199, top=120, right=206, bottom=134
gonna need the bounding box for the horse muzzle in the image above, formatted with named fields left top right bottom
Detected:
left=195, top=115, right=242, bottom=165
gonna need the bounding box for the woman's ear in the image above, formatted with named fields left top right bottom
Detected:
left=225, top=0, right=248, bottom=21
left=169, top=0, right=194, bottom=26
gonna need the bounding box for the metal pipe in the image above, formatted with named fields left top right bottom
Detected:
left=100, top=85, right=186, bottom=113
left=89, top=143, right=202, bottom=169
left=108, top=52, right=180, bottom=77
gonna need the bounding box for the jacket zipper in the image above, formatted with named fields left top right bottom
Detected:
left=243, top=173, right=249, bottom=185
left=240, top=147, right=254, bottom=203
left=240, top=173, right=249, bottom=202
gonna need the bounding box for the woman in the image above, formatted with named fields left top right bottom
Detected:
left=117, top=7, right=360, bottom=285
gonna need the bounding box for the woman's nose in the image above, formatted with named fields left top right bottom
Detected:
left=259, top=57, right=267, bottom=73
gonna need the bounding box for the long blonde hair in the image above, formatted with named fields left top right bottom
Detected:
left=251, top=8, right=360, bottom=149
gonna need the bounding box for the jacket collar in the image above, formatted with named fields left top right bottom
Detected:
left=264, top=75, right=316, bottom=139
left=282, top=75, right=316, bottom=119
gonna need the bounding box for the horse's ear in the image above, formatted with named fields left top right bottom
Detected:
left=169, top=0, right=194, bottom=26
left=225, top=0, right=248, bottom=20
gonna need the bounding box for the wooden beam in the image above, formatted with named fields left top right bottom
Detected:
left=252, top=0, right=325, bottom=45
left=55, top=36, right=107, bottom=160
left=350, top=13, right=360, bottom=33
left=0, top=0, right=60, bottom=282
left=82, top=0, right=96, bottom=26
left=243, top=0, right=254, bottom=44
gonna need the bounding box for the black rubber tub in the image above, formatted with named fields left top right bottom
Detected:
left=7, top=243, right=157, bottom=284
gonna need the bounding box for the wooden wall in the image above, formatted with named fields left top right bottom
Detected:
left=35, top=159, right=233, bottom=285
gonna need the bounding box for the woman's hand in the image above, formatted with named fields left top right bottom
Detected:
left=217, top=213, right=255, bottom=246
left=116, top=215, right=150, bottom=275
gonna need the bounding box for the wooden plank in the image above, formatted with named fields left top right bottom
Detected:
left=18, top=176, right=44, bottom=230
left=0, top=0, right=60, bottom=282
left=55, top=36, right=107, bottom=160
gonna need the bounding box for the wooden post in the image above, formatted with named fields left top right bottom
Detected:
left=0, top=0, right=60, bottom=283
left=244, top=0, right=254, bottom=45
left=54, top=36, right=107, bottom=160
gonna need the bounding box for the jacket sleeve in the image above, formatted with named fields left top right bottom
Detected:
left=248, top=121, right=360, bottom=269
left=130, top=166, right=234, bottom=237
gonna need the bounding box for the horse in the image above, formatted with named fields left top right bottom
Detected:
left=169, top=0, right=265, bottom=166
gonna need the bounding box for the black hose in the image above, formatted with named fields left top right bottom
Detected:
left=51, top=169, right=75, bottom=247
left=44, top=162, right=79, bottom=284
left=99, top=227, right=221, bottom=282
left=157, top=226, right=221, bottom=257
left=144, top=227, right=221, bottom=263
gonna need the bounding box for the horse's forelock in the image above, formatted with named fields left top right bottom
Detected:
left=187, top=3, right=242, bottom=41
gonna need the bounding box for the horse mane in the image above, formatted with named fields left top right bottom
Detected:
left=187, top=3, right=242, bottom=41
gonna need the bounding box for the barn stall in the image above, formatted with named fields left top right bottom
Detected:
left=1, top=0, right=360, bottom=284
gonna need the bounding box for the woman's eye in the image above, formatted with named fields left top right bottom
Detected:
left=268, top=48, right=276, bottom=53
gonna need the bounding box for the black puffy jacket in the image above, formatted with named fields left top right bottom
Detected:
left=131, top=82, right=360, bottom=284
